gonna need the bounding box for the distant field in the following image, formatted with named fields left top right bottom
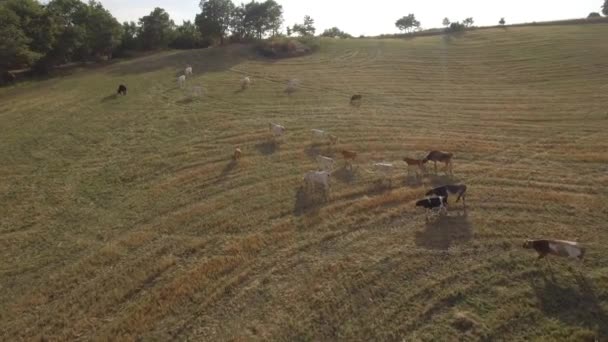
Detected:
left=1, top=24, right=607, bottom=340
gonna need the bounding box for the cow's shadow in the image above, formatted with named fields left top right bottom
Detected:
left=530, top=269, right=608, bottom=338
left=293, top=187, right=326, bottom=216
left=101, top=93, right=118, bottom=102
left=415, top=212, right=472, bottom=250
left=333, top=166, right=356, bottom=184
left=255, top=141, right=279, bottom=155
left=426, top=174, right=460, bottom=187
left=220, top=160, right=237, bottom=178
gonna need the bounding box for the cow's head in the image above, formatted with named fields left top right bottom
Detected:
left=522, top=240, right=533, bottom=249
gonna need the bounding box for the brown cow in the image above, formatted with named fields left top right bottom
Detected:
left=233, top=147, right=242, bottom=161
left=403, top=157, right=427, bottom=176
left=341, top=149, right=357, bottom=169
left=424, top=150, right=453, bottom=174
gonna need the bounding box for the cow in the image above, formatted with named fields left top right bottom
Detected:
left=269, top=123, right=286, bottom=138
left=403, top=157, right=427, bottom=177
left=415, top=196, right=447, bottom=220
left=424, top=150, right=454, bottom=175
left=185, top=66, right=193, bottom=76
left=241, top=76, right=251, bottom=90
left=341, top=150, right=357, bottom=169
left=178, top=75, right=186, bottom=88
left=523, top=239, right=585, bottom=260
left=117, top=84, right=127, bottom=96
left=316, top=155, right=335, bottom=171
left=311, top=129, right=337, bottom=145
left=425, top=184, right=467, bottom=208
left=233, top=147, right=242, bottom=161
left=350, top=94, right=362, bottom=106
left=303, top=170, right=331, bottom=198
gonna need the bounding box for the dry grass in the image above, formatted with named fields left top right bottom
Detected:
left=1, top=24, right=608, bottom=340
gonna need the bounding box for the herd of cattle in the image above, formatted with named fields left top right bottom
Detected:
left=112, top=64, right=585, bottom=262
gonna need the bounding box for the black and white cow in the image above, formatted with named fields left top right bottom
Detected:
left=523, top=239, right=585, bottom=260
left=415, top=196, right=447, bottom=219
left=426, top=184, right=467, bottom=208
left=117, top=84, right=127, bottom=96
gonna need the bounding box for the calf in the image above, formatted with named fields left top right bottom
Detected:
left=415, top=196, right=447, bottom=219
left=523, top=239, right=585, bottom=260
left=426, top=184, right=467, bottom=208
left=403, top=157, right=426, bottom=176
left=424, top=150, right=454, bottom=174
left=117, top=84, right=127, bottom=96
left=233, top=147, right=242, bottom=161
left=341, top=150, right=357, bottom=169
left=316, top=155, right=335, bottom=172
left=178, top=75, right=186, bottom=88
left=269, top=123, right=286, bottom=137
left=350, top=94, right=362, bottom=105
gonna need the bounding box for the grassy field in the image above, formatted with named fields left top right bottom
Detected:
left=1, top=24, right=608, bottom=341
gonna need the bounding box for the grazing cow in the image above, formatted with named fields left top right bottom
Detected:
left=241, top=76, right=251, bottom=90
left=185, top=66, right=193, bottom=76
left=303, top=170, right=331, bottom=197
left=403, top=157, right=427, bottom=176
left=316, top=155, right=335, bottom=171
left=341, top=150, right=357, bottom=169
left=350, top=94, right=362, bottom=105
left=117, top=84, right=127, bottom=96
left=233, top=147, right=242, bottom=161
left=286, top=79, right=299, bottom=94
left=269, top=123, right=286, bottom=138
left=311, top=129, right=337, bottom=145
left=523, top=239, right=585, bottom=260
left=426, top=184, right=467, bottom=208
left=178, top=75, right=186, bottom=88
left=424, top=150, right=454, bottom=174
left=415, top=196, right=448, bottom=219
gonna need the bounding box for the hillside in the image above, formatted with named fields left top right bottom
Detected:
left=1, top=24, right=607, bottom=340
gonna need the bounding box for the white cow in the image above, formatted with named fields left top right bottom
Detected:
left=311, top=129, right=338, bottom=144
left=177, top=75, right=186, bottom=88
left=241, top=76, right=251, bottom=90
left=316, top=155, right=335, bottom=171
left=269, top=123, right=286, bottom=137
left=185, top=66, right=193, bottom=76
left=303, top=170, right=331, bottom=194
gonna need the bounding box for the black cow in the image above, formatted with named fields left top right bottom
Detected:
left=117, top=84, right=127, bottom=96
left=350, top=94, right=362, bottom=105
left=415, top=196, right=447, bottom=219
left=426, top=184, right=467, bottom=208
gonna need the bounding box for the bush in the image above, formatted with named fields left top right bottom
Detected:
left=588, top=12, right=601, bottom=18
left=255, top=37, right=318, bottom=58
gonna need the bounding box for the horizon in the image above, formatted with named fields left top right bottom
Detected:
left=98, top=0, right=603, bottom=36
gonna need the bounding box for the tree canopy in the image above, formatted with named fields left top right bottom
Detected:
left=320, top=27, right=352, bottom=39
left=395, top=14, right=420, bottom=33
left=292, top=15, right=316, bottom=36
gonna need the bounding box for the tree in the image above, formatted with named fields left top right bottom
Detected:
left=85, top=1, right=123, bottom=58
left=442, top=17, right=450, bottom=27
left=0, top=5, right=40, bottom=74
left=588, top=12, right=601, bottom=18
left=195, top=0, right=234, bottom=45
left=321, top=27, right=352, bottom=38
left=171, top=20, right=206, bottom=49
left=499, top=17, right=506, bottom=25
left=119, top=21, right=139, bottom=51
left=603, top=0, right=608, bottom=16
left=395, top=14, right=420, bottom=33
left=463, top=17, right=474, bottom=27
left=292, top=15, right=315, bottom=36
left=139, top=7, right=175, bottom=50
left=286, top=26, right=292, bottom=36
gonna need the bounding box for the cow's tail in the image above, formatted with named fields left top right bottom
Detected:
left=456, top=185, right=467, bottom=203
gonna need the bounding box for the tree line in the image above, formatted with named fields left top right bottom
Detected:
left=2, top=0, right=607, bottom=80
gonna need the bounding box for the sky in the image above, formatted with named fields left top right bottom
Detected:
left=99, top=0, right=603, bottom=36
